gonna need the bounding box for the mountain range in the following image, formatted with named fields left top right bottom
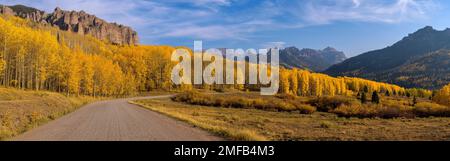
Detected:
left=2, top=4, right=448, bottom=89
left=279, top=47, right=347, bottom=72
left=325, top=26, right=450, bottom=89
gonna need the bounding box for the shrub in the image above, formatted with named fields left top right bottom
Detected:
left=374, top=104, right=412, bottom=118
left=292, top=102, right=316, bottom=114
left=414, top=102, right=450, bottom=117
left=275, top=94, right=297, bottom=100
left=331, top=104, right=364, bottom=118
left=308, top=96, right=360, bottom=112
left=214, top=88, right=226, bottom=93
left=319, top=121, right=334, bottom=128
left=332, top=103, right=413, bottom=118
left=273, top=101, right=297, bottom=112
left=173, top=92, right=317, bottom=114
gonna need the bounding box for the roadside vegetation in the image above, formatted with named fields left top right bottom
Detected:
left=132, top=94, right=450, bottom=141
left=173, top=90, right=450, bottom=119
left=172, top=91, right=315, bottom=114
left=0, top=88, right=98, bottom=140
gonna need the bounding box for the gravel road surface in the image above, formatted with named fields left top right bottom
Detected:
left=14, top=96, right=221, bottom=141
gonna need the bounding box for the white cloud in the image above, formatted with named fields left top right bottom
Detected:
left=163, top=25, right=240, bottom=40
left=352, top=0, right=361, bottom=7
left=262, top=41, right=286, bottom=49
left=0, top=0, right=440, bottom=43
left=301, top=0, right=438, bottom=24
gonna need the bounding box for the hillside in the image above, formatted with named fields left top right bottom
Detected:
left=0, top=88, right=96, bottom=140
left=325, top=26, right=450, bottom=89
left=0, top=4, right=434, bottom=98
left=375, top=50, right=450, bottom=89
left=280, top=47, right=347, bottom=72
left=0, top=14, right=175, bottom=96
left=0, top=4, right=138, bottom=45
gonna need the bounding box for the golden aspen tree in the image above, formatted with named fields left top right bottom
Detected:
left=433, top=84, right=450, bottom=106
left=289, top=69, right=299, bottom=95
left=280, top=68, right=290, bottom=94
left=298, top=70, right=310, bottom=96
left=0, top=16, right=429, bottom=99
left=67, top=52, right=82, bottom=95
left=80, top=55, right=94, bottom=95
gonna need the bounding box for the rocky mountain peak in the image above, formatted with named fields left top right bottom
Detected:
left=54, top=7, right=62, bottom=12
left=323, top=47, right=337, bottom=52
left=0, top=4, right=138, bottom=45
left=279, top=46, right=347, bottom=71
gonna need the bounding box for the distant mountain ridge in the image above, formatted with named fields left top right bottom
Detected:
left=325, top=26, right=450, bottom=89
left=279, top=46, right=347, bottom=72
left=0, top=4, right=138, bottom=45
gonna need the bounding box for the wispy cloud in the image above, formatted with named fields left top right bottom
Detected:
left=262, top=41, right=286, bottom=49
left=0, top=0, right=440, bottom=44
left=301, top=0, right=438, bottom=24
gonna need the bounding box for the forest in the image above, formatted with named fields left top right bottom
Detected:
left=0, top=15, right=448, bottom=107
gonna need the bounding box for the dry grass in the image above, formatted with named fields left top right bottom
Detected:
left=332, top=99, right=450, bottom=118
left=173, top=91, right=450, bottom=118
left=308, top=96, right=360, bottom=112
left=414, top=102, right=450, bottom=117
left=172, top=91, right=316, bottom=114
left=0, top=88, right=98, bottom=140
left=133, top=96, right=450, bottom=141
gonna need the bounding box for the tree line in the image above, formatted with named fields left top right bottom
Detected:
left=0, top=15, right=444, bottom=104
left=0, top=16, right=176, bottom=96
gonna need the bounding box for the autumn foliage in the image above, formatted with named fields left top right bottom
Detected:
left=279, top=68, right=415, bottom=97
left=0, top=16, right=176, bottom=96
left=0, top=15, right=442, bottom=102
left=433, top=83, right=450, bottom=107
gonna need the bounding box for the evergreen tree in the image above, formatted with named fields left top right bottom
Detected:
left=360, top=92, right=367, bottom=104
left=372, top=91, right=380, bottom=104
left=363, top=86, right=369, bottom=93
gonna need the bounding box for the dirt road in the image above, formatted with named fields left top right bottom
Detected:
left=14, top=96, right=221, bottom=141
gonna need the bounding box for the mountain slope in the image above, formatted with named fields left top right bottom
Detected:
left=325, top=26, right=450, bottom=89
left=280, top=47, right=347, bottom=71
left=0, top=4, right=138, bottom=45
left=377, top=50, right=450, bottom=89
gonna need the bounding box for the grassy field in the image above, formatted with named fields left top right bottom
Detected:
left=132, top=92, right=450, bottom=141
left=0, top=88, right=99, bottom=140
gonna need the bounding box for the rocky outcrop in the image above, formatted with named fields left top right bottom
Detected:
left=0, top=5, right=138, bottom=45
left=1, top=5, right=16, bottom=16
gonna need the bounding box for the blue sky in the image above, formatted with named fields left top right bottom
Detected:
left=1, top=0, right=449, bottom=57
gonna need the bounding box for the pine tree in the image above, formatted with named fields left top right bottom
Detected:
left=372, top=91, right=380, bottom=104
left=363, top=86, right=369, bottom=93
left=360, top=92, right=367, bottom=104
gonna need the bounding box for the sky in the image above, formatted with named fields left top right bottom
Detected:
left=1, top=0, right=450, bottom=57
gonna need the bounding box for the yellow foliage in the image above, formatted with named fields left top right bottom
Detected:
left=279, top=68, right=406, bottom=97
left=0, top=16, right=176, bottom=96
left=0, top=16, right=433, bottom=98
left=433, top=83, right=450, bottom=107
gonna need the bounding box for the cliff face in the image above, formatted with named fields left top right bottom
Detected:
left=0, top=5, right=138, bottom=45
